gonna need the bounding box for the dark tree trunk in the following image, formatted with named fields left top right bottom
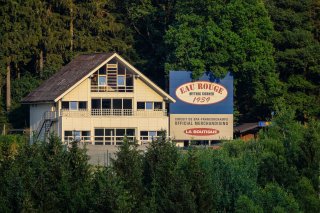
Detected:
left=39, top=49, right=44, bottom=75
left=6, top=63, right=11, bottom=111
left=70, top=6, right=74, bottom=51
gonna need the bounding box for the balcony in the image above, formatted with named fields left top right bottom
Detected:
left=91, top=85, right=134, bottom=92
left=60, top=109, right=167, bottom=117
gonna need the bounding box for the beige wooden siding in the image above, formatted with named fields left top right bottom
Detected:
left=135, top=78, right=164, bottom=101
left=63, top=78, right=90, bottom=101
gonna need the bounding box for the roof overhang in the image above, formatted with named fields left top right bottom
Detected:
left=21, top=101, right=55, bottom=105
left=54, top=53, right=175, bottom=103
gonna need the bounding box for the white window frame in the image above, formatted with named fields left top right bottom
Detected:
left=98, top=76, right=107, bottom=86
left=64, top=130, right=91, bottom=142
left=145, top=102, right=153, bottom=110
left=140, top=131, right=161, bottom=142
left=94, top=128, right=136, bottom=145
left=117, top=75, right=125, bottom=86
left=69, top=101, right=78, bottom=110
left=137, top=102, right=163, bottom=111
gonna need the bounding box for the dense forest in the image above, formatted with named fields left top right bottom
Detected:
left=0, top=111, right=319, bottom=212
left=0, top=0, right=319, bottom=130
left=0, top=1, right=319, bottom=212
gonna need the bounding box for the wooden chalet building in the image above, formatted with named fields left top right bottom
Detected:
left=22, top=53, right=175, bottom=145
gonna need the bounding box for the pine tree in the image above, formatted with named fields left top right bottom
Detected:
left=264, top=0, right=320, bottom=121
left=111, top=0, right=177, bottom=88
left=112, top=139, right=145, bottom=212
left=143, top=135, right=195, bottom=212
left=0, top=0, right=42, bottom=112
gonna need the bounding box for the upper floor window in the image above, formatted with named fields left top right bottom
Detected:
left=137, top=102, right=163, bottom=110
left=79, top=102, right=87, bottom=109
left=91, top=98, right=133, bottom=116
left=146, top=102, right=153, bottom=110
left=99, top=76, right=107, bottom=86
left=70, top=101, right=78, bottom=110
left=62, top=101, right=87, bottom=110
left=117, top=75, right=125, bottom=86
left=92, top=98, right=132, bottom=110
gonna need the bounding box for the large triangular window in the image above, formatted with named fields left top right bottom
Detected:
left=91, top=57, right=134, bottom=92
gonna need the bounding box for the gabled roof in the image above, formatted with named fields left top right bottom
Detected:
left=22, top=52, right=175, bottom=103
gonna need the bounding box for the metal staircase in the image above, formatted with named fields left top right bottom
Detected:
left=35, top=111, right=57, bottom=142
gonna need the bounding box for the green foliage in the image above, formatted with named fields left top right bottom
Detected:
left=1, top=0, right=319, bottom=127
left=112, top=138, right=145, bottom=212
left=1, top=115, right=320, bottom=212
left=111, top=0, right=177, bottom=88
left=0, top=135, right=92, bottom=212
left=257, top=110, right=320, bottom=191
left=0, top=134, right=27, bottom=162
left=235, top=195, right=263, bottom=213
left=0, top=0, right=136, bottom=129
left=258, top=183, right=300, bottom=212
left=293, top=177, right=320, bottom=213
left=0, top=1, right=319, bottom=211
left=143, top=135, right=195, bottom=212
left=90, top=166, right=136, bottom=212
left=9, top=72, right=41, bottom=128
left=166, top=0, right=282, bottom=120
left=264, top=0, right=320, bottom=120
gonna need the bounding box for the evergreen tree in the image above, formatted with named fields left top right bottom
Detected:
left=165, top=0, right=281, bottom=121
left=264, top=0, right=320, bottom=120
left=112, top=139, right=146, bottom=212
left=74, top=0, right=134, bottom=55
left=111, top=0, right=177, bottom=88
left=0, top=0, right=43, bottom=114
left=143, top=135, right=195, bottom=212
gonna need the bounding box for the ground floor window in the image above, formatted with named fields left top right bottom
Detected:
left=64, top=130, right=91, bottom=142
left=94, top=128, right=135, bottom=145
left=140, top=131, right=162, bottom=142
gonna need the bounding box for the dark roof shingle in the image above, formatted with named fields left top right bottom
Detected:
left=22, top=53, right=114, bottom=103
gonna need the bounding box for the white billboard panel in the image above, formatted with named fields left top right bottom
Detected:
left=170, top=114, right=233, bottom=140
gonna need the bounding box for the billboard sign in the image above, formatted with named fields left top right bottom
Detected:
left=169, top=71, right=233, bottom=140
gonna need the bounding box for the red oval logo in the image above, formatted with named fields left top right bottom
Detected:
left=175, top=81, right=228, bottom=105
left=184, top=128, right=220, bottom=136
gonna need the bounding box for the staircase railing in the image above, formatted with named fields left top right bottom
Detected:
left=35, top=111, right=58, bottom=141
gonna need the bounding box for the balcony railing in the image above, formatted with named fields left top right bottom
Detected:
left=63, top=135, right=135, bottom=146
left=91, top=109, right=133, bottom=116
left=44, top=111, right=58, bottom=120
left=60, top=109, right=167, bottom=117
left=91, top=85, right=134, bottom=92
